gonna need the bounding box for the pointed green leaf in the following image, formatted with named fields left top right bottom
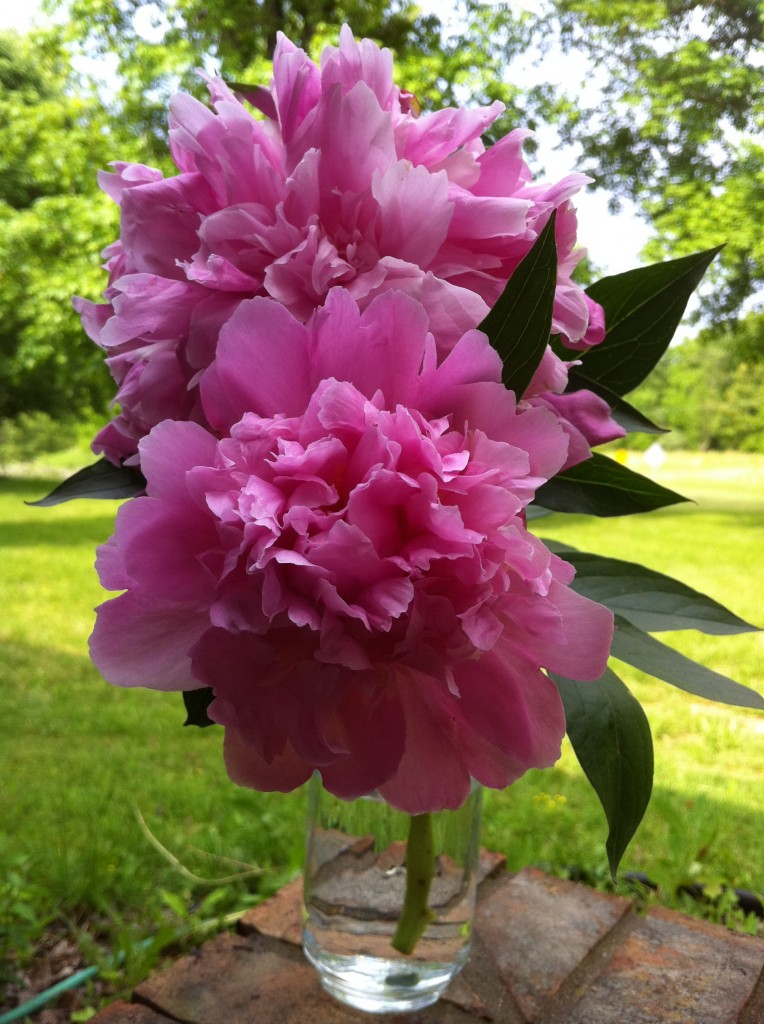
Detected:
left=582, top=246, right=722, bottom=395
left=546, top=546, right=759, bottom=635
left=610, top=616, right=764, bottom=710
left=534, top=453, right=688, bottom=516
left=478, top=210, right=557, bottom=398
left=182, top=688, right=216, bottom=728
left=566, top=368, right=668, bottom=434
left=28, top=459, right=146, bottom=506
left=552, top=668, right=654, bottom=879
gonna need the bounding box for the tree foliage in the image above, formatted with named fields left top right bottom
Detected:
left=0, top=29, right=125, bottom=420
left=51, top=0, right=454, bottom=156
left=2, top=0, right=762, bottom=437
left=628, top=312, right=764, bottom=452
left=531, top=0, right=764, bottom=319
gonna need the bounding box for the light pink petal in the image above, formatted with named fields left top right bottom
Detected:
left=311, top=82, right=397, bottom=195
left=566, top=294, right=606, bottom=350
left=373, top=163, right=453, bottom=267
left=120, top=174, right=216, bottom=277
left=400, top=103, right=505, bottom=168
left=526, top=581, right=614, bottom=680
left=115, top=498, right=215, bottom=603
left=357, top=263, right=490, bottom=354
left=448, top=187, right=531, bottom=241
left=271, top=34, right=322, bottom=143
left=98, top=162, right=164, bottom=205
left=201, top=297, right=311, bottom=429
left=321, top=25, right=397, bottom=111
left=541, top=390, right=625, bottom=453
left=100, top=275, right=205, bottom=348
left=309, top=289, right=430, bottom=408
left=72, top=296, right=112, bottom=346
left=472, top=129, right=534, bottom=196
left=551, top=278, right=591, bottom=344
left=139, top=420, right=218, bottom=502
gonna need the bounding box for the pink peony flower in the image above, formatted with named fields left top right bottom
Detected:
left=90, top=290, right=614, bottom=813
left=74, top=26, right=609, bottom=464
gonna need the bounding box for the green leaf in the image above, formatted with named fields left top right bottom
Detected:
left=478, top=209, right=557, bottom=398
left=552, top=668, right=654, bottom=879
left=182, top=688, right=216, bottom=728
left=610, top=616, right=764, bottom=710
left=582, top=247, right=722, bottom=396
left=566, top=368, right=668, bottom=435
left=545, top=546, right=759, bottom=635
left=534, top=453, right=688, bottom=516
left=27, top=459, right=145, bottom=506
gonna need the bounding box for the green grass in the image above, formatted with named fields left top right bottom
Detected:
left=1, top=451, right=763, bottom=1009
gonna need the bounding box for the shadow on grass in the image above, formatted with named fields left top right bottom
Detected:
left=2, top=476, right=120, bottom=546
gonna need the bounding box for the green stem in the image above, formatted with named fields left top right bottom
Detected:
left=391, top=812, right=436, bottom=955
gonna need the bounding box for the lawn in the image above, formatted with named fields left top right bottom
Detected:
left=1, top=449, right=763, bottom=1013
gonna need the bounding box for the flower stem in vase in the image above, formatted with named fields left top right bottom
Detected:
left=392, top=812, right=436, bottom=954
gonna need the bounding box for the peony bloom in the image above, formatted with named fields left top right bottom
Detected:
left=74, top=26, right=610, bottom=464
left=90, top=290, right=614, bottom=813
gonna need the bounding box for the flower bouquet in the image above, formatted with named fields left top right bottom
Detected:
left=35, top=26, right=762, bottom=1015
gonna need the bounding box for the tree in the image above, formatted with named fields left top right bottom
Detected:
left=0, top=29, right=127, bottom=420
left=528, top=0, right=764, bottom=319
left=627, top=312, right=764, bottom=451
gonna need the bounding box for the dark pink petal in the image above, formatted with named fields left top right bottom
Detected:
left=224, top=726, right=313, bottom=792
left=378, top=674, right=472, bottom=814
left=453, top=641, right=566, bottom=783
left=318, top=675, right=407, bottom=800
left=90, top=592, right=206, bottom=690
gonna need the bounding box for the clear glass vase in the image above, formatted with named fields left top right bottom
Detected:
left=302, top=774, right=483, bottom=1014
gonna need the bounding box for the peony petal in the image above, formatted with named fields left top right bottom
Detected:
left=378, top=673, right=472, bottom=814
left=224, top=725, right=313, bottom=792
left=90, top=592, right=206, bottom=690
left=201, top=297, right=311, bottom=429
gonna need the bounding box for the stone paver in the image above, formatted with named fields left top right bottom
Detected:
left=474, top=868, right=632, bottom=1022
left=540, top=904, right=764, bottom=1024
left=91, top=864, right=764, bottom=1024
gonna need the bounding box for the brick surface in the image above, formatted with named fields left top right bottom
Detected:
left=91, top=864, right=764, bottom=1024
left=541, top=904, right=764, bottom=1024
left=239, top=877, right=303, bottom=944
left=133, top=928, right=477, bottom=1023
left=474, top=867, right=632, bottom=1022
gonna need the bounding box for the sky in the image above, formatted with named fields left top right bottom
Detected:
left=0, top=0, right=652, bottom=276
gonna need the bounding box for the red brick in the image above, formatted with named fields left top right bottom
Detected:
left=239, top=877, right=303, bottom=944
left=131, top=927, right=476, bottom=1023
left=544, top=904, right=764, bottom=1024
left=89, top=1001, right=172, bottom=1022
left=472, top=867, right=631, bottom=1022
